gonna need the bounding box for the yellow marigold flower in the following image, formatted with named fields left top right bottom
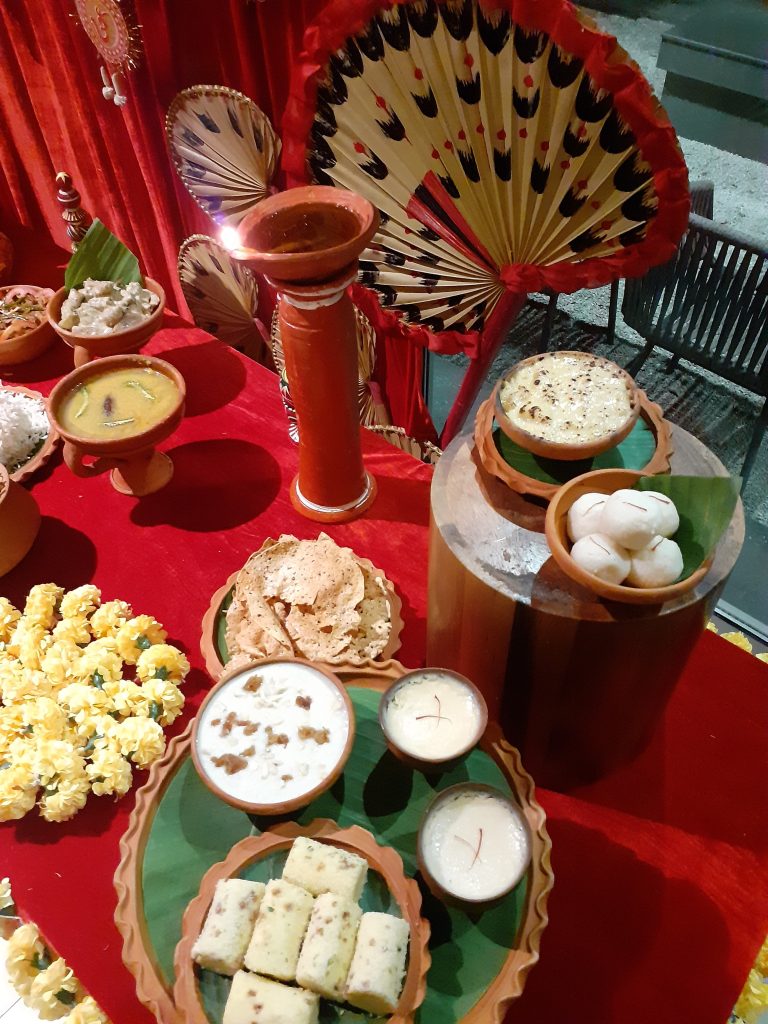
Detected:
left=0, top=598, right=20, bottom=642
left=114, top=717, right=166, bottom=768
left=22, top=698, right=68, bottom=741
left=136, top=644, right=189, bottom=684
left=705, top=621, right=718, bottom=633
left=76, top=646, right=123, bottom=687
left=6, top=922, right=46, bottom=996
left=6, top=736, right=37, bottom=776
left=138, top=678, right=185, bottom=726
left=15, top=623, right=50, bottom=671
left=720, top=631, right=753, bottom=654
left=59, top=585, right=101, bottom=621
left=59, top=684, right=111, bottom=726
left=40, top=642, right=83, bottom=689
left=72, top=713, right=118, bottom=746
left=115, top=616, right=167, bottom=665
left=733, top=965, right=768, bottom=1020
left=39, top=769, right=90, bottom=823
left=86, top=746, right=133, bottom=797
left=757, top=653, right=768, bottom=665
left=64, top=996, right=111, bottom=1024
left=102, top=679, right=144, bottom=717
left=22, top=584, right=63, bottom=630
left=0, top=660, right=26, bottom=703
left=0, top=876, right=12, bottom=911
left=51, top=617, right=92, bottom=647
left=31, top=740, right=86, bottom=786
left=28, top=956, right=81, bottom=1020
left=89, top=600, right=132, bottom=639
left=0, top=763, right=38, bottom=821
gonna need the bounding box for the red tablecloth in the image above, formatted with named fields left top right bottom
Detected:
left=1, top=318, right=767, bottom=1024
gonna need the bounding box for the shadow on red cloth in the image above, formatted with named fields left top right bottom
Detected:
left=129, top=439, right=281, bottom=532
left=0, top=337, right=72, bottom=389
left=2, top=517, right=96, bottom=604
left=155, top=337, right=251, bottom=418
left=503, top=819, right=732, bottom=1024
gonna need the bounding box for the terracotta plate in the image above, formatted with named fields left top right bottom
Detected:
left=173, top=820, right=430, bottom=1024
left=199, top=539, right=404, bottom=680
left=0, top=384, right=60, bottom=484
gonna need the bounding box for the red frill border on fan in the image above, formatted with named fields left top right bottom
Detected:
left=282, top=0, right=690, bottom=355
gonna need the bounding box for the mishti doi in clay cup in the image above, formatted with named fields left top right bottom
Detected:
left=48, top=353, right=185, bottom=497
left=417, top=783, right=532, bottom=909
left=379, top=668, right=488, bottom=772
left=231, top=185, right=379, bottom=523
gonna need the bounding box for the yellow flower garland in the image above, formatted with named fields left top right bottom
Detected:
left=0, top=584, right=189, bottom=823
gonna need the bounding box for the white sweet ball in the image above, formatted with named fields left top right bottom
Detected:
left=600, top=489, right=661, bottom=550
left=627, top=536, right=684, bottom=588
left=570, top=533, right=631, bottom=585
left=567, top=492, right=609, bottom=542
left=638, top=491, right=679, bottom=538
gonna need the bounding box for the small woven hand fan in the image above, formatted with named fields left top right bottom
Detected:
left=167, top=86, right=281, bottom=226
left=178, top=235, right=268, bottom=361
left=282, top=0, right=690, bottom=342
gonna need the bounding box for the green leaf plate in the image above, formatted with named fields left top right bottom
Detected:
left=64, top=219, right=142, bottom=291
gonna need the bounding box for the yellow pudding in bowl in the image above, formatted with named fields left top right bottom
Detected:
left=58, top=366, right=180, bottom=440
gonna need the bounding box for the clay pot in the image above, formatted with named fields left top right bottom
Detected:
left=494, top=352, right=640, bottom=461
left=0, top=464, right=41, bottom=576
left=544, top=467, right=710, bottom=605
left=190, top=658, right=356, bottom=817
left=0, top=285, right=57, bottom=367
left=47, top=278, right=165, bottom=367
left=47, top=353, right=185, bottom=497
left=233, top=186, right=378, bottom=522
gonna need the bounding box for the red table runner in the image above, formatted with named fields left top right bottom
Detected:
left=1, top=317, right=767, bottom=1024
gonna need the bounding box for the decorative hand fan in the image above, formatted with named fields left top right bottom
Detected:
left=178, top=235, right=269, bottom=361
left=282, top=0, right=689, bottom=348
left=166, top=86, right=281, bottom=227
left=271, top=303, right=389, bottom=441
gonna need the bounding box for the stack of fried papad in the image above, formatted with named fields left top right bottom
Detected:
left=225, top=534, right=393, bottom=667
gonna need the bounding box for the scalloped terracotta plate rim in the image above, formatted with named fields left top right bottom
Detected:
left=114, top=663, right=554, bottom=1024
left=199, top=538, right=404, bottom=681
left=475, top=389, right=673, bottom=502
left=173, top=819, right=431, bottom=1024
left=0, top=384, right=60, bottom=484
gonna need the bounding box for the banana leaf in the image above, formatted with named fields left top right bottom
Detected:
left=634, top=474, right=740, bottom=580
left=64, top=219, right=142, bottom=290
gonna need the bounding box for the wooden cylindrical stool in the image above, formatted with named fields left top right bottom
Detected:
left=427, top=425, right=744, bottom=790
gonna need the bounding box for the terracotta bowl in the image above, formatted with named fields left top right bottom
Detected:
left=544, top=468, right=710, bottom=605
left=0, top=285, right=57, bottom=366
left=173, top=819, right=431, bottom=1024
left=0, top=385, right=60, bottom=484
left=190, top=658, right=356, bottom=817
left=234, top=185, right=380, bottom=282
left=417, top=783, right=533, bottom=908
left=47, top=278, right=165, bottom=366
left=494, top=352, right=640, bottom=461
left=379, top=668, right=488, bottom=773
left=0, top=463, right=40, bottom=576
left=47, top=353, right=185, bottom=496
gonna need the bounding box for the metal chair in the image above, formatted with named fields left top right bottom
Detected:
left=608, top=185, right=767, bottom=484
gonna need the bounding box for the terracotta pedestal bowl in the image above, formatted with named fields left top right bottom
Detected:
left=0, top=463, right=40, bottom=576
left=0, top=285, right=57, bottom=367
left=47, top=279, right=166, bottom=367
left=47, top=353, right=185, bottom=497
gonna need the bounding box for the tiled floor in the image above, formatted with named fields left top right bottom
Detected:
left=0, top=939, right=39, bottom=1024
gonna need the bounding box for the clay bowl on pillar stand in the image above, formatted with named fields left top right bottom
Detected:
left=232, top=186, right=379, bottom=523
left=47, top=353, right=185, bottom=497
left=47, top=279, right=166, bottom=367
left=0, top=463, right=41, bottom=577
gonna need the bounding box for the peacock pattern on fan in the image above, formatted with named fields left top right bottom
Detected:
left=178, top=234, right=268, bottom=361
left=167, top=86, right=281, bottom=226
left=283, top=0, right=689, bottom=336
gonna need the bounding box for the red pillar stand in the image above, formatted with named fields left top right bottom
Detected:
left=234, top=186, right=379, bottom=523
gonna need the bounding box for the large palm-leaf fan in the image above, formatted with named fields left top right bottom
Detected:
left=178, top=235, right=269, bottom=361
left=282, top=0, right=690, bottom=399
left=167, top=86, right=281, bottom=226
